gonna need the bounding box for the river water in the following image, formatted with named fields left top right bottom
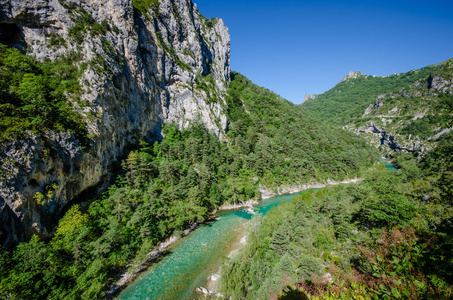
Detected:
left=117, top=193, right=299, bottom=300
left=118, top=160, right=397, bottom=299
left=380, top=157, right=397, bottom=171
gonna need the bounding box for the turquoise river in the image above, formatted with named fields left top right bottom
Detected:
left=117, top=192, right=301, bottom=299
left=118, top=161, right=396, bottom=299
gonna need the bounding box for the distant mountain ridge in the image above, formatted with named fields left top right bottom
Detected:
left=301, top=59, right=453, bottom=155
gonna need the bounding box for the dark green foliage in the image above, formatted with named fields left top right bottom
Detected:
left=205, top=17, right=218, bottom=29
left=195, top=74, right=218, bottom=103
left=357, top=170, right=417, bottom=228
left=397, top=114, right=452, bottom=140
left=420, top=132, right=453, bottom=206
left=68, top=11, right=111, bottom=43
left=225, top=72, right=379, bottom=183
left=222, top=140, right=453, bottom=299
left=48, top=33, right=66, bottom=48
left=421, top=132, right=453, bottom=174
left=0, top=45, right=89, bottom=146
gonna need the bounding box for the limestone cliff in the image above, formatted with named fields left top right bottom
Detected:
left=341, top=71, right=363, bottom=82
left=303, top=94, right=316, bottom=102
left=0, top=0, right=231, bottom=243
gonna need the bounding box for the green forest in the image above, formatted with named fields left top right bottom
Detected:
left=0, top=73, right=377, bottom=299
left=221, top=132, right=453, bottom=299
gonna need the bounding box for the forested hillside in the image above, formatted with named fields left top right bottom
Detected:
left=301, top=60, right=453, bottom=154
left=224, top=72, right=378, bottom=185
left=222, top=132, right=453, bottom=299
left=0, top=73, right=378, bottom=299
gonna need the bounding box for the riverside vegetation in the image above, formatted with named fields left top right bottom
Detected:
left=0, top=45, right=90, bottom=147
left=0, top=72, right=378, bottom=299
left=221, top=132, right=453, bottom=299
left=219, top=62, right=453, bottom=299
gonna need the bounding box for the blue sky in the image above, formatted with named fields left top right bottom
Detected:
left=194, top=0, right=453, bottom=104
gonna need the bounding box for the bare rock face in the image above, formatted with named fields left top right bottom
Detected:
left=427, top=74, right=453, bottom=94
left=0, top=0, right=231, bottom=243
left=303, top=94, right=316, bottom=102
left=341, top=71, right=362, bottom=82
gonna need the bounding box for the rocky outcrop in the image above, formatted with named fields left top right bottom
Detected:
left=428, top=127, right=453, bottom=141
left=215, top=199, right=258, bottom=212
left=259, top=177, right=363, bottom=200
left=341, top=71, right=363, bottom=82
left=303, top=94, right=317, bottom=102
left=355, top=123, right=422, bottom=153
left=0, top=0, right=231, bottom=243
left=355, top=68, right=453, bottom=155
left=427, top=74, right=453, bottom=94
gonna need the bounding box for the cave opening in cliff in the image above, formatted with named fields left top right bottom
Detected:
left=0, top=23, right=23, bottom=48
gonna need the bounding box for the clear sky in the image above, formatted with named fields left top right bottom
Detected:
left=194, top=0, right=453, bottom=104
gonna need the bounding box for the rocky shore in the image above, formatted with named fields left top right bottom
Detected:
left=259, top=177, right=363, bottom=200
left=103, top=220, right=203, bottom=299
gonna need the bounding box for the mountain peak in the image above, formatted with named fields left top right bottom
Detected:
left=303, top=94, right=317, bottom=102
left=341, top=71, right=363, bottom=81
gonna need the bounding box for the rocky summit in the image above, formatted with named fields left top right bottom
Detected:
left=0, top=0, right=230, bottom=243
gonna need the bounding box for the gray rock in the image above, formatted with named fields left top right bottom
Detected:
left=374, top=95, right=385, bottom=109
left=341, top=71, right=362, bottom=81
left=0, top=0, right=231, bottom=242
left=362, top=104, right=373, bottom=117
left=303, top=94, right=316, bottom=102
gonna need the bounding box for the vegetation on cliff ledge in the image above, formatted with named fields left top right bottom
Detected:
left=0, top=45, right=89, bottom=146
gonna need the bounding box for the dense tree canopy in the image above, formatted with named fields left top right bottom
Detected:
left=221, top=133, right=453, bottom=299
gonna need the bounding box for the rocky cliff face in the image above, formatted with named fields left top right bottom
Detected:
left=0, top=0, right=231, bottom=243
left=303, top=94, right=316, bottom=102
left=341, top=71, right=363, bottom=82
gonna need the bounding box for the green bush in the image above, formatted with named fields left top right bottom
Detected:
left=68, top=12, right=110, bottom=43
left=132, top=0, right=159, bottom=16
left=0, top=45, right=89, bottom=146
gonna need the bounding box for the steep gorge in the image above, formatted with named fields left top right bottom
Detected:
left=0, top=0, right=230, bottom=243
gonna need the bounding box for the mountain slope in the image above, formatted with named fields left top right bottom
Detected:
left=221, top=66, right=453, bottom=300
left=221, top=133, right=453, bottom=299
left=225, top=72, right=378, bottom=186
left=302, top=60, right=453, bottom=154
